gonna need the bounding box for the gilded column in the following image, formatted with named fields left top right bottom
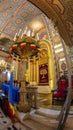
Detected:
left=29, top=61, right=32, bottom=82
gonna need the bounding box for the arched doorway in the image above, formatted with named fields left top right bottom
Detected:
left=25, top=40, right=54, bottom=106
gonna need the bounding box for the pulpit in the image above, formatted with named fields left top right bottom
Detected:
left=17, top=86, right=38, bottom=112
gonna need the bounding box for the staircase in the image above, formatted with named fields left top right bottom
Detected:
left=20, top=108, right=59, bottom=130
left=21, top=108, right=73, bottom=130
left=1, top=107, right=73, bottom=130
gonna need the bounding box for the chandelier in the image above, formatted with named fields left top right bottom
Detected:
left=9, top=28, right=41, bottom=61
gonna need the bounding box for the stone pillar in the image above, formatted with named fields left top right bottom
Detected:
left=17, top=61, right=26, bottom=110
left=29, top=58, right=37, bottom=85
left=29, top=61, right=34, bottom=83
left=18, top=61, right=26, bottom=89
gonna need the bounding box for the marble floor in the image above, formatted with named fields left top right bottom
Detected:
left=0, top=108, right=13, bottom=130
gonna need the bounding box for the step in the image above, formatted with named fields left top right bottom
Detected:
left=30, top=113, right=58, bottom=128
left=22, top=108, right=73, bottom=130
left=22, top=109, right=59, bottom=130
left=23, top=117, right=57, bottom=130
left=35, top=107, right=59, bottom=119
left=39, top=98, right=48, bottom=102
left=37, top=108, right=73, bottom=129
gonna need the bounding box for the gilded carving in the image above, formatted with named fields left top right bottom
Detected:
left=53, top=0, right=64, bottom=14
left=40, top=68, right=47, bottom=78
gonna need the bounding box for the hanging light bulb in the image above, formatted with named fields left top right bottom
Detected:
left=11, top=26, right=41, bottom=60
left=23, top=26, right=28, bottom=35
left=13, top=33, right=17, bottom=41
left=18, top=29, right=22, bottom=36
left=31, top=30, right=35, bottom=37
left=21, top=31, right=24, bottom=38
left=27, top=30, right=31, bottom=37
left=36, top=33, right=39, bottom=41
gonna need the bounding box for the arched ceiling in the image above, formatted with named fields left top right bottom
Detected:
left=0, top=0, right=43, bottom=37
left=0, top=0, right=72, bottom=52
left=29, top=0, right=73, bottom=46
left=0, top=0, right=43, bottom=51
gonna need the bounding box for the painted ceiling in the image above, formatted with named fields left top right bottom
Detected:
left=0, top=0, right=45, bottom=52
left=29, top=0, right=73, bottom=46
left=0, top=0, right=72, bottom=55
left=0, top=0, right=43, bottom=38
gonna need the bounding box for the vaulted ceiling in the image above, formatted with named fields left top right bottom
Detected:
left=29, top=0, right=73, bottom=46
left=0, top=0, right=73, bottom=54
left=0, top=0, right=42, bottom=38
left=0, top=0, right=43, bottom=53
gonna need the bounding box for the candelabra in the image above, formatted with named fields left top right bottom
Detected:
left=9, top=28, right=41, bottom=61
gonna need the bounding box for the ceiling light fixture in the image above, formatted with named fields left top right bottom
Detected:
left=9, top=27, right=41, bottom=62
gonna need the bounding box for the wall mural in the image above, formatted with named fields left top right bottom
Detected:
left=39, top=63, right=48, bottom=85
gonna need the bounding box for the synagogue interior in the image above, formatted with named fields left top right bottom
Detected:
left=0, top=0, right=73, bottom=130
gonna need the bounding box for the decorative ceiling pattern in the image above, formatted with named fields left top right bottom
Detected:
left=29, top=0, right=73, bottom=46
left=0, top=0, right=42, bottom=38
left=0, top=0, right=72, bottom=53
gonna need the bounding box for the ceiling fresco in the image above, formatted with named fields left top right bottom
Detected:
left=29, top=0, right=73, bottom=46
left=0, top=0, right=72, bottom=53
left=0, top=0, right=42, bottom=38
left=0, top=0, right=44, bottom=52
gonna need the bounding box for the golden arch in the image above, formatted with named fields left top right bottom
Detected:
left=27, top=40, right=55, bottom=92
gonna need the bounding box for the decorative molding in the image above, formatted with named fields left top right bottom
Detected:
left=29, top=0, right=73, bottom=45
